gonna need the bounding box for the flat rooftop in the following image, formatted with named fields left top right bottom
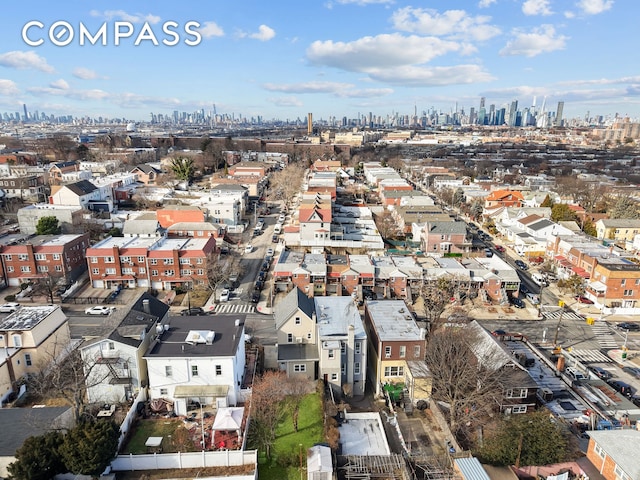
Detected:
left=366, top=300, right=423, bottom=341
left=338, top=412, right=391, bottom=456
left=0, top=305, right=59, bottom=331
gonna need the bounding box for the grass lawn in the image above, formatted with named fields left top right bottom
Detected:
left=122, top=419, right=184, bottom=454
left=257, top=393, right=324, bottom=480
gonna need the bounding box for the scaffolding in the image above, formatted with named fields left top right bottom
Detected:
left=407, top=453, right=461, bottom=480
left=338, top=454, right=410, bottom=480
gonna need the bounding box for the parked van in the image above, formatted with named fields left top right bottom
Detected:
left=565, top=366, right=587, bottom=381
left=531, top=272, right=547, bottom=287
left=274, top=223, right=282, bottom=235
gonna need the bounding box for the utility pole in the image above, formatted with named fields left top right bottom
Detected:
left=553, top=300, right=566, bottom=347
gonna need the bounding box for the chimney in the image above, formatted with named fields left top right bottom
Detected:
left=142, top=299, right=150, bottom=314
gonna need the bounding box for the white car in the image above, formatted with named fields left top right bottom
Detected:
left=85, top=305, right=114, bottom=315
left=244, top=244, right=253, bottom=254
left=278, top=214, right=286, bottom=223
left=0, top=302, right=20, bottom=313
left=219, top=289, right=230, bottom=302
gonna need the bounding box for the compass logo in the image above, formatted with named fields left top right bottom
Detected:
left=22, top=20, right=202, bottom=47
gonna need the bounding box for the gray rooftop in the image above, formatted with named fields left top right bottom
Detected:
left=274, top=287, right=315, bottom=330
left=0, top=305, right=59, bottom=331
left=365, top=300, right=422, bottom=341
left=0, top=406, right=71, bottom=455
left=427, top=220, right=467, bottom=235
left=314, top=296, right=366, bottom=339
left=145, top=315, right=245, bottom=358
left=587, top=430, right=640, bottom=479
left=277, top=344, right=319, bottom=362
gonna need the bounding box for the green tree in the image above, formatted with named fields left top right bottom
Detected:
left=540, top=194, right=554, bottom=207
left=59, top=421, right=119, bottom=476
left=551, top=204, right=578, bottom=222
left=107, top=227, right=123, bottom=237
left=608, top=195, right=640, bottom=219
left=582, top=218, right=597, bottom=237
left=35, top=216, right=61, bottom=235
left=170, top=156, right=195, bottom=184
left=7, top=431, right=66, bottom=480
left=557, top=274, right=585, bottom=296
left=476, top=410, right=570, bottom=467
left=470, top=200, right=484, bottom=222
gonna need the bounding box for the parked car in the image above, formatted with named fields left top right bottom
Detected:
left=622, top=366, right=640, bottom=379
left=278, top=213, right=286, bottom=223
left=251, top=292, right=261, bottom=303
left=85, top=306, right=114, bottom=315
left=272, top=234, right=279, bottom=243
left=511, top=297, right=525, bottom=309
left=484, top=248, right=493, bottom=257
left=587, top=366, right=613, bottom=380
left=608, top=380, right=634, bottom=397
left=266, top=247, right=275, bottom=258
left=261, top=260, right=270, bottom=272
left=257, top=271, right=266, bottom=282
left=495, top=245, right=506, bottom=253
left=219, top=289, right=230, bottom=302
left=575, top=296, right=594, bottom=304
left=254, top=280, right=264, bottom=291
left=525, top=292, right=540, bottom=305
left=492, top=329, right=507, bottom=336
left=180, top=307, right=206, bottom=316
left=0, top=302, right=20, bottom=313
left=617, top=322, right=640, bottom=332
left=565, top=366, right=587, bottom=381
left=514, top=259, right=528, bottom=270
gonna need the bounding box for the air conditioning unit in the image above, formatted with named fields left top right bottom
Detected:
left=296, top=337, right=303, bottom=344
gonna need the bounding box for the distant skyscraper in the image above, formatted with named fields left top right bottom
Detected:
left=480, top=97, right=485, bottom=109
left=22, top=103, right=28, bottom=122
left=555, top=101, right=564, bottom=127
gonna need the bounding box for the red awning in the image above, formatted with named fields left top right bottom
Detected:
left=328, top=272, right=342, bottom=278
left=103, top=275, right=135, bottom=281
left=571, top=267, right=590, bottom=279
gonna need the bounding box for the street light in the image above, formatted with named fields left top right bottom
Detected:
left=552, top=300, right=566, bottom=347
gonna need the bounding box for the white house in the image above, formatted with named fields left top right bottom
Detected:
left=144, top=315, right=247, bottom=416
left=81, top=293, right=169, bottom=405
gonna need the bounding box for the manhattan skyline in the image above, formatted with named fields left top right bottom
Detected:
left=0, top=0, right=637, bottom=122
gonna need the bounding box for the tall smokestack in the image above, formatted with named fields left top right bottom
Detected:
left=307, top=113, right=313, bottom=135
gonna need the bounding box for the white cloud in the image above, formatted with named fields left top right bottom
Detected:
left=250, top=25, right=276, bottom=42
left=307, top=33, right=462, bottom=72
left=89, top=9, right=161, bottom=24
left=268, top=96, right=303, bottom=107
left=0, top=51, right=54, bottom=73
left=49, top=79, right=69, bottom=90
left=263, top=81, right=355, bottom=93
left=564, top=10, right=576, bottom=18
left=499, top=25, right=568, bottom=57
left=72, top=67, right=102, bottom=80
left=478, top=0, right=497, bottom=7
left=199, top=21, right=225, bottom=39
left=522, top=0, right=553, bottom=16
left=0, top=79, right=19, bottom=96
left=390, top=7, right=501, bottom=41
left=336, top=87, right=394, bottom=98
left=28, top=86, right=109, bottom=101
left=576, top=0, right=614, bottom=15
left=367, top=64, right=494, bottom=86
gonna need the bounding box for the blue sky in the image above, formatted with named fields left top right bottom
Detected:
left=0, top=0, right=636, bottom=122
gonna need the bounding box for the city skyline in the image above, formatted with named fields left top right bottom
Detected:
left=0, top=1, right=638, bottom=122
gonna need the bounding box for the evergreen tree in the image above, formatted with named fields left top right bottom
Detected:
left=7, top=431, right=66, bottom=480
left=35, top=216, right=61, bottom=235
left=170, top=156, right=195, bottom=183
left=608, top=196, right=640, bottom=219
left=59, top=421, right=119, bottom=476
left=551, top=203, right=578, bottom=222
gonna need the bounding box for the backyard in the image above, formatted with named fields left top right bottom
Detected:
left=256, top=392, right=325, bottom=480
left=122, top=418, right=200, bottom=454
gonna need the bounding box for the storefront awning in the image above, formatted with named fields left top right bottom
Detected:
left=173, top=385, right=229, bottom=398
left=572, top=267, right=590, bottom=279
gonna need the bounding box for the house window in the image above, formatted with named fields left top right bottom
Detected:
left=4, top=254, right=11, bottom=261
left=414, top=345, right=421, bottom=358
left=307, top=333, right=312, bottom=339
left=621, top=279, right=626, bottom=286
left=120, top=256, right=131, bottom=263
left=105, top=268, right=116, bottom=275
left=197, top=258, right=203, bottom=264
left=511, top=405, right=527, bottom=414
left=25, top=353, right=32, bottom=366
left=593, top=443, right=605, bottom=459
left=37, top=265, right=48, bottom=272
left=506, top=388, right=527, bottom=399
left=355, top=342, right=361, bottom=354
left=92, top=268, right=99, bottom=274
left=191, top=365, right=198, bottom=376
left=18, top=254, right=28, bottom=261
left=287, top=333, right=293, bottom=343
left=12, top=335, right=21, bottom=347
left=179, top=258, right=190, bottom=264
left=150, top=259, right=158, bottom=265
left=165, top=366, right=172, bottom=377
left=385, top=346, right=391, bottom=358
left=164, top=270, right=175, bottom=276
left=105, top=256, right=114, bottom=263
left=399, top=346, right=406, bottom=358
left=122, top=268, right=133, bottom=274
left=341, top=364, right=346, bottom=375
left=623, top=289, right=634, bottom=296
left=54, top=265, right=62, bottom=272
left=328, top=349, right=334, bottom=359
left=164, top=258, right=174, bottom=265
left=180, top=269, right=191, bottom=276
left=614, top=464, right=631, bottom=480
left=294, top=364, right=306, bottom=372
left=331, top=373, right=338, bottom=381
left=34, top=254, right=46, bottom=260
left=636, top=279, right=640, bottom=286
left=341, top=343, right=346, bottom=354
left=90, top=257, right=97, bottom=263
left=295, top=316, right=301, bottom=325
left=384, top=366, right=404, bottom=377
left=139, top=267, right=146, bottom=274
left=160, top=388, right=168, bottom=395
left=151, top=270, right=158, bottom=276
left=138, top=256, right=145, bottom=262
left=20, top=266, right=30, bottom=273
left=354, top=362, right=360, bottom=375
left=197, top=269, right=204, bottom=275
left=215, top=365, right=222, bottom=376
left=7, top=266, right=13, bottom=272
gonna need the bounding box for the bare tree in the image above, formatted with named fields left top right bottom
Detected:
left=206, top=254, right=244, bottom=292
left=374, top=210, right=400, bottom=240
left=418, top=276, right=458, bottom=325
left=267, top=164, right=306, bottom=208
left=283, top=376, right=315, bottom=432
left=425, top=327, right=507, bottom=441
left=247, top=370, right=287, bottom=460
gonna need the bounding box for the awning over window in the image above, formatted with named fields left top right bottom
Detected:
left=572, top=267, right=590, bottom=279
left=173, top=385, right=229, bottom=398
left=588, top=281, right=607, bottom=292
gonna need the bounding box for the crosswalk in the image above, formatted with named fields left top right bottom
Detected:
left=214, top=303, right=256, bottom=314
left=542, top=311, right=585, bottom=322
left=568, top=349, right=612, bottom=363
left=591, top=321, right=619, bottom=349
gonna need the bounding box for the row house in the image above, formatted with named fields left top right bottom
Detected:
left=307, top=172, right=337, bottom=200
left=586, top=430, right=639, bottom=480
left=421, top=220, right=471, bottom=255
left=391, top=206, right=449, bottom=235
left=0, top=306, right=70, bottom=404
left=0, top=175, right=46, bottom=202
left=86, top=235, right=216, bottom=290
left=209, top=184, right=250, bottom=213
left=484, top=189, right=524, bottom=210
left=595, top=218, right=640, bottom=245
left=299, top=194, right=333, bottom=244
left=210, top=175, right=265, bottom=197
left=130, top=164, right=162, bottom=185
left=275, top=289, right=367, bottom=397
left=49, top=179, right=110, bottom=211
left=363, top=300, right=430, bottom=400
left=0, top=234, right=90, bottom=287
left=379, top=190, right=435, bottom=207
left=46, top=161, right=80, bottom=185
left=157, top=205, right=207, bottom=228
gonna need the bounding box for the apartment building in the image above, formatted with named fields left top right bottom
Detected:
left=86, top=235, right=216, bottom=290
left=0, top=234, right=90, bottom=287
